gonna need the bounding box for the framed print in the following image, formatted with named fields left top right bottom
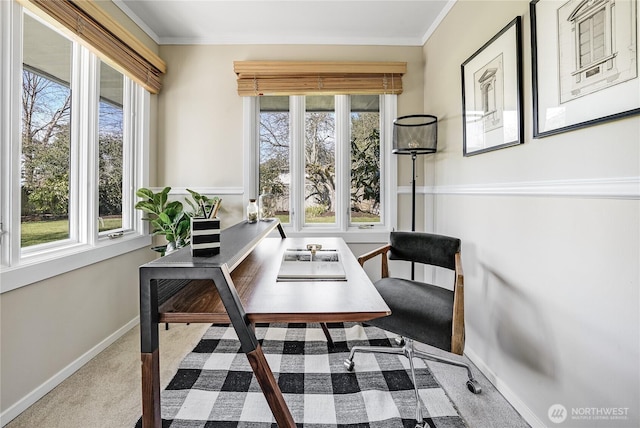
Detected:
left=531, top=0, right=640, bottom=138
left=462, top=17, right=524, bottom=156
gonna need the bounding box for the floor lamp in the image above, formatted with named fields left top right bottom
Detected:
left=392, top=114, right=438, bottom=280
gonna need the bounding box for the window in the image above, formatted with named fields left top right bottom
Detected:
left=350, top=95, right=381, bottom=224
left=304, top=96, right=336, bottom=225
left=20, top=13, right=73, bottom=247
left=250, top=94, right=396, bottom=239
left=0, top=3, right=150, bottom=292
left=98, top=61, right=125, bottom=234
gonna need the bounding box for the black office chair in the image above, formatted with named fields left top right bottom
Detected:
left=345, top=231, right=481, bottom=427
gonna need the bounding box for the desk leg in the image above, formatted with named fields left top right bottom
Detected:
left=247, top=345, right=295, bottom=427
left=140, top=273, right=161, bottom=428
left=141, top=350, right=161, bottom=428
left=211, top=267, right=295, bottom=426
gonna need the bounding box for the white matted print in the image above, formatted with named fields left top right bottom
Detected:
left=462, top=17, right=523, bottom=156
left=531, top=0, right=639, bottom=137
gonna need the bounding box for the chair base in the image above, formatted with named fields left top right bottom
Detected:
left=345, top=337, right=481, bottom=427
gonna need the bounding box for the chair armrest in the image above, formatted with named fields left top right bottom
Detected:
left=451, top=251, right=465, bottom=355
left=455, top=251, right=464, bottom=280
left=357, top=244, right=391, bottom=278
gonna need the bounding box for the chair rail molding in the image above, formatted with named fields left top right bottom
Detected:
left=398, top=177, right=640, bottom=200
left=149, top=187, right=244, bottom=196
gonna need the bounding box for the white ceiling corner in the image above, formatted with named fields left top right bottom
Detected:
left=113, top=0, right=456, bottom=46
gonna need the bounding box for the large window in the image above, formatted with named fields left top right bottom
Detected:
left=1, top=4, right=150, bottom=291
left=21, top=13, right=73, bottom=247
left=252, top=94, right=395, bottom=237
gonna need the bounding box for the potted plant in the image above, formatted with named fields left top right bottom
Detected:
left=135, top=187, right=222, bottom=255
left=135, top=187, right=190, bottom=255
left=184, top=189, right=221, bottom=219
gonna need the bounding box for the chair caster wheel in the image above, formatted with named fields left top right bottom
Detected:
left=395, top=337, right=405, bottom=346
left=466, top=379, right=482, bottom=394
left=344, top=359, right=354, bottom=371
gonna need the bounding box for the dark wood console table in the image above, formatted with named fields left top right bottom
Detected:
left=139, top=219, right=390, bottom=428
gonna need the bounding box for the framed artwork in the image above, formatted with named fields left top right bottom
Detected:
left=531, top=0, right=640, bottom=138
left=462, top=16, right=524, bottom=156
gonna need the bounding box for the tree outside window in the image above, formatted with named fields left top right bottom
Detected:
left=258, top=95, right=382, bottom=228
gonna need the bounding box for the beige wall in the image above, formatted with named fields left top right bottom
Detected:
left=424, top=1, right=639, bottom=426
left=157, top=44, right=424, bottom=228
left=0, top=0, right=158, bottom=419
left=0, top=249, right=152, bottom=411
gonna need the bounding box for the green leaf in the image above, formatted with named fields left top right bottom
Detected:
left=136, top=188, right=154, bottom=200
left=158, top=212, right=171, bottom=225
left=184, top=198, right=197, bottom=212
left=135, top=201, right=158, bottom=214
left=159, top=187, right=170, bottom=208
left=176, top=220, right=189, bottom=237
left=186, top=188, right=201, bottom=202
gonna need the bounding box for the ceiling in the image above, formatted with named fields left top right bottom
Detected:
left=113, top=0, right=456, bottom=46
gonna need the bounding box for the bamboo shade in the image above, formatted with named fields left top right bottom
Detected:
left=234, top=61, right=406, bottom=96
left=20, top=0, right=166, bottom=94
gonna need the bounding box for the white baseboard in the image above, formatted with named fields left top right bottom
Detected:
left=0, top=316, right=140, bottom=427
left=464, top=346, right=548, bottom=428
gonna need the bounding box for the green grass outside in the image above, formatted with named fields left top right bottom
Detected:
left=22, top=212, right=379, bottom=247
left=275, top=214, right=380, bottom=225
left=21, top=218, right=122, bottom=247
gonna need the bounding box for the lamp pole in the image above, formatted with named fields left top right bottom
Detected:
left=411, top=151, right=417, bottom=232
left=411, top=151, right=417, bottom=280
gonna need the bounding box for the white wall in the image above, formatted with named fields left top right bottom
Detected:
left=424, top=1, right=639, bottom=427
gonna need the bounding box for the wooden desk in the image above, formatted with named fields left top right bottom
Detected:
left=139, top=220, right=390, bottom=428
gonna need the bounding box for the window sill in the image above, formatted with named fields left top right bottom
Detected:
left=0, top=234, right=152, bottom=293
left=274, top=226, right=391, bottom=244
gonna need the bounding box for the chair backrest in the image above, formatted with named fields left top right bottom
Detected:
left=388, top=231, right=460, bottom=270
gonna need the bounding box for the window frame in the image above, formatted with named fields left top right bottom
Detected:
left=0, top=2, right=151, bottom=293
left=244, top=94, right=397, bottom=243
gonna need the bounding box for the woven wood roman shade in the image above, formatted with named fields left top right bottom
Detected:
left=234, top=61, right=406, bottom=96
left=19, top=0, right=166, bottom=94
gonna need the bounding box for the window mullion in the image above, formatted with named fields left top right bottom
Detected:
left=74, top=46, right=99, bottom=245
left=1, top=0, right=22, bottom=266
left=134, top=87, right=150, bottom=235
left=382, top=94, right=398, bottom=230
left=335, top=95, right=349, bottom=231
left=290, top=96, right=305, bottom=232
left=243, top=96, right=259, bottom=201
left=120, top=77, right=135, bottom=232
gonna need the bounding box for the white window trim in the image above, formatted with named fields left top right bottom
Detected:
left=0, top=2, right=151, bottom=293
left=243, top=94, right=397, bottom=243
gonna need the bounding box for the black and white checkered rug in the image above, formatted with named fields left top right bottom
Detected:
left=136, top=322, right=465, bottom=427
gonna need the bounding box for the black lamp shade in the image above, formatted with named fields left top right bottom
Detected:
left=392, top=114, right=437, bottom=155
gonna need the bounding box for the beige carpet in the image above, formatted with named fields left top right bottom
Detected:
left=5, top=323, right=210, bottom=428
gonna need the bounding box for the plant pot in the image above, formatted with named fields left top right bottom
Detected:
left=190, top=217, right=221, bottom=257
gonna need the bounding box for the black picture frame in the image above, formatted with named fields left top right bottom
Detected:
left=461, top=16, right=524, bottom=156
left=531, top=0, right=640, bottom=138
